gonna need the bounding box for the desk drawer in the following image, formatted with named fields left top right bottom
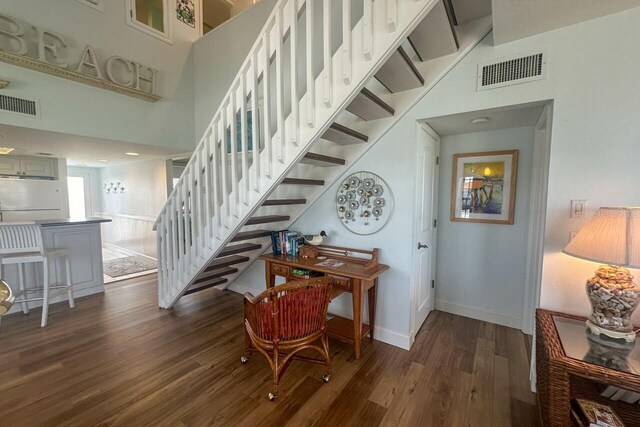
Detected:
left=327, top=274, right=351, bottom=291
left=272, top=263, right=290, bottom=277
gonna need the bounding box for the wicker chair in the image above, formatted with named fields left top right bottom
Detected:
left=242, top=277, right=335, bottom=400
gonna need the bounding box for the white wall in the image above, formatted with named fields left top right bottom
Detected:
left=96, top=159, right=168, bottom=258
left=193, top=0, right=277, bottom=141
left=0, top=0, right=199, bottom=151
left=435, top=127, right=535, bottom=329
left=492, top=0, right=640, bottom=45
left=232, top=7, right=640, bottom=348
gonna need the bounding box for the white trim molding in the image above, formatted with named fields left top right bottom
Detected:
left=436, top=299, right=523, bottom=330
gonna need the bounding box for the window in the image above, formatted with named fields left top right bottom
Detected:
left=75, top=0, right=104, bottom=11
left=127, top=0, right=171, bottom=43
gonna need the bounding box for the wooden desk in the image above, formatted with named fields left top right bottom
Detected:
left=259, top=253, right=389, bottom=359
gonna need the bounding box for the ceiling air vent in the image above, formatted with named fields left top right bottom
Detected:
left=477, top=51, right=547, bottom=90
left=0, top=94, right=38, bottom=116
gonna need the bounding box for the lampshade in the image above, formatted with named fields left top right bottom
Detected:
left=563, top=207, right=640, bottom=268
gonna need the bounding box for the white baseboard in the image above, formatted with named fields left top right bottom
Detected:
left=435, top=299, right=523, bottom=330
left=227, top=283, right=412, bottom=350
left=373, top=325, right=411, bottom=350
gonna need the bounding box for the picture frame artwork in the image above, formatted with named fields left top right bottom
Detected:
left=450, top=150, right=518, bottom=225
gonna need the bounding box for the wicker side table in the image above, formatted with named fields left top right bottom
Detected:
left=536, top=309, right=640, bottom=426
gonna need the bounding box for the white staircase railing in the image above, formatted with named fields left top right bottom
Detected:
left=155, top=0, right=440, bottom=308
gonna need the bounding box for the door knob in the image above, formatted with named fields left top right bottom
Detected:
left=417, top=242, right=428, bottom=249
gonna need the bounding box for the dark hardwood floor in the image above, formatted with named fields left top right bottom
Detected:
left=0, top=275, right=539, bottom=426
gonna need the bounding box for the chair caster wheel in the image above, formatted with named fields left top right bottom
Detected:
left=240, top=356, right=248, bottom=364
left=268, top=393, right=277, bottom=401
left=323, top=374, right=331, bottom=383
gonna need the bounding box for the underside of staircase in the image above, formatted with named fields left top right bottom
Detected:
left=155, top=0, right=493, bottom=308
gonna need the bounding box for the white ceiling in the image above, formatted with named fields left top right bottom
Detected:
left=492, top=0, right=640, bottom=45
left=426, top=102, right=546, bottom=136
left=0, top=124, right=185, bottom=168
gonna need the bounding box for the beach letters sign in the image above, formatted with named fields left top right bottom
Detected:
left=0, top=12, right=160, bottom=101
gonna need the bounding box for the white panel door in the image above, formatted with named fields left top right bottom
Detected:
left=0, top=157, right=20, bottom=175
left=21, top=158, right=54, bottom=177
left=413, top=124, right=440, bottom=334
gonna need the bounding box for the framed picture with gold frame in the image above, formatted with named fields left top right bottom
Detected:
left=450, top=150, right=518, bottom=224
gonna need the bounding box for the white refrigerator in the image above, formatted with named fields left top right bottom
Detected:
left=0, top=179, right=64, bottom=222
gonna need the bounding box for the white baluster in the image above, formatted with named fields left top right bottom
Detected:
left=387, top=0, right=397, bottom=32
left=204, top=128, right=213, bottom=245
left=251, top=53, right=260, bottom=192
left=342, top=0, right=352, bottom=84
left=262, top=30, right=272, bottom=178
left=363, top=0, right=373, bottom=60
left=323, top=0, right=332, bottom=107
left=290, top=0, right=299, bottom=145
left=220, top=104, right=230, bottom=223
left=240, top=73, right=249, bottom=206
left=170, top=196, right=178, bottom=283
left=275, top=7, right=285, bottom=163
left=305, top=0, right=315, bottom=126
left=176, top=181, right=185, bottom=281
left=211, top=122, right=221, bottom=238
left=196, top=147, right=205, bottom=248
left=230, top=87, right=240, bottom=218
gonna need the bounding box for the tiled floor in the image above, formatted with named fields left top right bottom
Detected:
left=102, top=244, right=157, bottom=284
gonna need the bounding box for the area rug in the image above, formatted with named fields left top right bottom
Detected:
left=103, top=256, right=157, bottom=278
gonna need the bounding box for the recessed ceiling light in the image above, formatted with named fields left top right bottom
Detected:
left=471, top=117, right=490, bottom=125
left=125, top=152, right=139, bottom=156
left=98, top=159, right=110, bottom=163
left=0, top=147, right=15, bottom=155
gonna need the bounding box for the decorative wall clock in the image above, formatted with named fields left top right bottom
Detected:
left=336, top=171, right=393, bottom=235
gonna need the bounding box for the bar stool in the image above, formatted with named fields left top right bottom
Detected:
left=0, top=222, right=74, bottom=327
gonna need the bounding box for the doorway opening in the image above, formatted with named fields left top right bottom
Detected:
left=67, top=176, right=88, bottom=219
left=410, top=101, right=553, bottom=343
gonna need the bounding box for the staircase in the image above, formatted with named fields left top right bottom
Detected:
left=155, top=0, right=492, bottom=308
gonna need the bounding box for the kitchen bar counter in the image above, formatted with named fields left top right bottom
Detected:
left=37, top=217, right=112, bottom=227
left=2, top=218, right=110, bottom=317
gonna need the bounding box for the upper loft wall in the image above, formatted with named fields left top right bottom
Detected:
left=492, top=0, right=640, bottom=45
left=193, top=0, right=277, bottom=141
left=0, top=0, right=200, bottom=151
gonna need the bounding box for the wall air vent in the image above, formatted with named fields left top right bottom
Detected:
left=477, top=51, right=547, bottom=90
left=0, top=94, right=38, bottom=116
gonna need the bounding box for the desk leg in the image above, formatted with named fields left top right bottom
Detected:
left=352, top=279, right=364, bottom=360
left=265, top=263, right=275, bottom=289
left=368, top=279, right=377, bottom=342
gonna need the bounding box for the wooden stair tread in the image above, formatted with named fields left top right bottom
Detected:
left=195, top=266, right=238, bottom=283
left=375, top=46, right=424, bottom=93
left=346, top=88, right=395, bottom=121
left=206, top=255, right=250, bottom=271
left=322, top=123, right=369, bottom=145
left=216, top=243, right=262, bottom=257
left=245, top=215, right=290, bottom=225
left=230, top=230, right=272, bottom=242
left=184, top=278, right=227, bottom=295
left=281, top=178, right=325, bottom=186
left=262, top=199, right=307, bottom=206
left=300, top=152, right=346, bottom=167
left=408, top=0, right=458, bottom=62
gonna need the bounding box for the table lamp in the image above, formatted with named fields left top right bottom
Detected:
left=563, top=207, right=640, bottom=342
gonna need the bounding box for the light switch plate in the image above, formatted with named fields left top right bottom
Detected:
left=570, top=200, right=588, bottom=218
